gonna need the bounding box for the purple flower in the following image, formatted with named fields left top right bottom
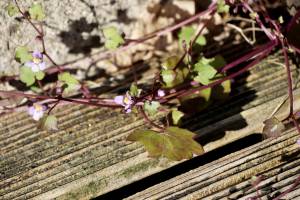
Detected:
left=114, top=92, right=134, bottom=113
left=28, top=103, right=47, bottom=121
left=297, top=138, right=300, bottom=146
left=157, top=89, right=165, bottom=97
left=25, top=51, right=46, bottom=72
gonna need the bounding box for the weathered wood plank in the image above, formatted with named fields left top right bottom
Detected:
left=0, top=52, right=299, bottom=199
left=126, top=128, right=300, bottom=200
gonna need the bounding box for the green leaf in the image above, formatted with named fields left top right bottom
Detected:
left=58, top=72, right=80, bottom=93
left=19, top=66, right=35, bottom=86
left=179, top=87, right=211, bottom=113
left=129, top=83, right=141, bottom=97
left=161, top=69, right=176, bottom=87
left=210, top=55, right=226, bottom=69
left=127, top=126, right=204, bottom=161
left=15, top=46, right=33, bottom=63
left=195, top=35, right=206, bottom=46
left=58, top=72, right=79, bottom=85
left=144, top=101, right=160, bottom=116
left=217, top=0, right=230, bottom=13
left=38, top=114, right=58, bottom=132
left=30, top=86, right=42, bottom=93
left=211, top=74, right=231, bottom=100
left=29, top=3, right=45, bottom=21
left=6, top=3, right=18, bottom=17
left=35, top=71, right=45, bottom=80
left=193, top=57, right=217, bottom=85
left=171, top=109, right=184, bottom=125
left=178, top=26, right=195, bottom=47
left=103, top=26, right=124, bottom=49
left=162, top=56, right=180, bottom=70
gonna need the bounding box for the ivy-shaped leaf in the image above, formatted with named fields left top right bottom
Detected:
left=103, top=26, right=125, bottom=49
left=211, top=74, right=231, bottom=100
left=195, top=35, right=207, bottom=46
left=210, top=55, right=226, bottom=69
left=35, top=71, right=45, bottom=80
left=161, top=69, right=176, bottom=87
left=58, top=72, right=80, bottom=93
left=262, top=117, right=285, bottom=138
left=144, top=101, right=160, bottom=116
left=37, top=114, right=58, bottom=131
left=15, top=46, right=33, bottom=63
left=129, top=83, right=141, bottom=97
left=127, top=126, right=204, bottom=161
left=20, top=66, right=35, bottom=86
left=193, top=57, right=217, bottom=85
left=178, top=26, right=206, bottom=48
left=217, top=0, right=230, bottom=13
left=162, top=56, right=180, bottom=70
left=171, top=109, right=184, bottom=125
left=179, top=26, right=195, bottom=47
left=5, top=3, right=18, bottom=17
left=179, top=87, right=212, bottom=113
left=29, top=3, right=45, bottom=21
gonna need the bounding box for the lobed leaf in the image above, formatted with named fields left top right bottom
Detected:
left=35, top=71, right=45, bottom=81
left=15, top=46, right=33, bottom=63
left=38, top=114, right=58, bottom=132
left=29, top=3, right=45, bottom=21
left=19, top=66, right=35, bottom=86
left=58, top=72, right=80, bottom=93
left=127, top=126, right=204, bottom=161
left=6, top=3, right=18, bottom=17
left=178, top=26, right=206, bottom=48
left=129, top=83, right=141, bottom=97
left=171, top=109, right=184, bottom=125
left=161, top=69, right=176, bottom=87
left=178, top=26, right=195, bottom=47
left=103, top=26, right=124, bottom=49
left=193, top=57, right=217, bottom=85
left=217, top=0, right=230, bottom=13
left=144, top=101, right=160, bottom=116
left=262, top=117, right=285, bottom=138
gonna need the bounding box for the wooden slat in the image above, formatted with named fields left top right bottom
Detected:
left=0, top=52, right=299, bottom=199
left=126, top=127, right=300, bottom=200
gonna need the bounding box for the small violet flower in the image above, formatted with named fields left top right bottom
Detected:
left=297, top=138, right=300, bottom=146
left=157, top=89, right=165, bottom=97
left=114, top=92, right=134, bottom=113
left=25, top=51, right=46, bottom=72
left=28, top=103, right=47, bottom=121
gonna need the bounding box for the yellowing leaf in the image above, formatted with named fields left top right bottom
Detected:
left=262, top=117, right=285, bottom=138
left=37, top=114, right=58, bottom=132
left=162, top=56, right=180, bottom=70
left=6, top=3, right=18, bottom=17
left=127, top=127, right=204, bottom=161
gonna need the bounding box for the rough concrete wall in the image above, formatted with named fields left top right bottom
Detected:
left=0, top=0, right=148, bottom=75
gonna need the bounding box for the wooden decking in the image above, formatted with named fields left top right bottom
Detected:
left=1, top=52, right=300, bottom=199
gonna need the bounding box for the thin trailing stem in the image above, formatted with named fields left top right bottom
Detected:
left=138, top=106, right=165, bottom=131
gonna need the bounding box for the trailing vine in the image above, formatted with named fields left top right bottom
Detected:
left=3, top=0, right=300, bottom=170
